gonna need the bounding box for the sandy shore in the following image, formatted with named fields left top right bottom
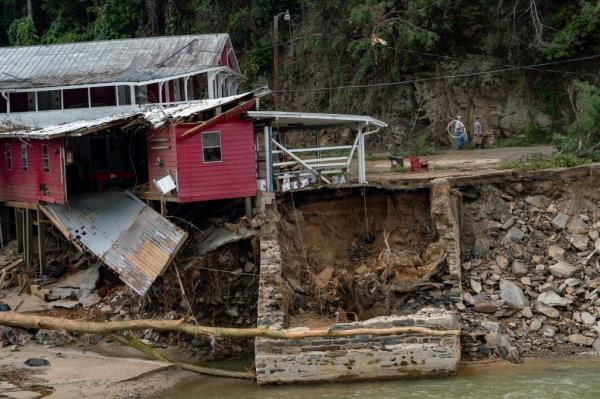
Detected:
left=0, top=342, right=196, bottom=398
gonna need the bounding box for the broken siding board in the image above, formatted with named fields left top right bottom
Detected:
left=41, top=191, right=187, bottom=295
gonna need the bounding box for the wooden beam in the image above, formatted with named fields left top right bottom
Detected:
left=15, top=208, right=23, bottom=253
left=36, top=209, right=47, bottom=276
left=4, top=201, right=38, bottom=210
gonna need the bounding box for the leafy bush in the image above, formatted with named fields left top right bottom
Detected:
left=555, top=80, right=600, bottom=156
left=7, top=17, right=37, bottom=45
left=496, top=122, right=552, bottom=147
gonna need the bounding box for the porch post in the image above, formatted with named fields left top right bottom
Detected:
left=264, top=124, right=273, bottom=192
left=357, top=127, right=365, bottom=184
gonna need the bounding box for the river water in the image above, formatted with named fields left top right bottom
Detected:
left=157, top=355, right=600, bottom=399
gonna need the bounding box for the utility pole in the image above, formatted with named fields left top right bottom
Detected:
left=273, top=10, right=290, bottom=110
left=27, top=0, right=33, bottom=19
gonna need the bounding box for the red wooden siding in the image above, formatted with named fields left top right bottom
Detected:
left=0, top=138, right=65, bottom=204
left=147, top=126, right=178, bottom=195
left=175, top=117, right=257, bottom=202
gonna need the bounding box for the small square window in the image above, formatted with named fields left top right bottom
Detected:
left=202, top=131, right=222, bottom=163
left=42, top=144, right=50, bottom=171
left=5, top=144, right=12, bottom=170
left=21, top=143, right=28, bottom=170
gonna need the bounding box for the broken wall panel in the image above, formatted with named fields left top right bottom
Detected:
left=41, top=191, right=187, bottom=295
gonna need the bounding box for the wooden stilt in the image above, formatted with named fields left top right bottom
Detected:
left=244, top=196, right=252, bottom=217
left=15, top=208, right=23, bottom=253
left=37, top=209, right=47, bottom=276
left=24, top=209, right=34, bottom=266
left=160, top=200, right=167, bottom=216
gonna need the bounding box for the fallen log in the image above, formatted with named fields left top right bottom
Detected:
left=0, top=312, right=460, bottom=339
left=114, top=335, right=255, bottom=380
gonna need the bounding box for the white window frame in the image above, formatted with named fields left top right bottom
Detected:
left=21, top=143, right=28, bottom=170
left=42, top=144, right=50, bottom=172
left=201, top=131, right=223, bottom=163
left=5, top=143, right=12, bottom=170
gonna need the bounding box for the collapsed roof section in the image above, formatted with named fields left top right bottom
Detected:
left=0, top=88, right=270, bottom=139
left=0, top=34, right=240, bottom=91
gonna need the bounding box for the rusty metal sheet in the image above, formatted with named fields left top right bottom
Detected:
left=41, top=191, right=187, bottom=295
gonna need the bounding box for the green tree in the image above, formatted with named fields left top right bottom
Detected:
left=7, top=16, right=38, bottom=45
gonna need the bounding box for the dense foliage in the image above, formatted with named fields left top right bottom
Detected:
left=2, top=1, right=600, bottom=150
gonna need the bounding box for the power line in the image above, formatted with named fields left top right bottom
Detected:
left=280, top=54, right=600, bottom=93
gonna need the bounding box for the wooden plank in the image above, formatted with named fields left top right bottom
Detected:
left=15, top=208, right=23, bottom=253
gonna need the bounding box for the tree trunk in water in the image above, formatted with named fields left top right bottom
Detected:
left=0, top=312, right=459, bottom=339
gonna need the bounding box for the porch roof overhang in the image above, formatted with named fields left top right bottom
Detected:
left=245, top=111, right=388, bottom=130
left=0, top=87, right=269, bottom=139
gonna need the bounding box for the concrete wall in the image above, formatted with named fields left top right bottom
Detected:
left=255, top=309, right=460, bottom=385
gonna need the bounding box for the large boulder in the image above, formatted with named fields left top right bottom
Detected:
left=500, top=280, right=528, bottom=310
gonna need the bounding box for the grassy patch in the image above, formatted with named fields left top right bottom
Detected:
left=392, top=165, right=410, bottom=173
left=502, top=154, right=592, bottom=171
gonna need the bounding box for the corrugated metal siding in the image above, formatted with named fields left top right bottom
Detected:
left=0, top=138, right=65, bottom=204
left=147, top=126, right=178, bottom=195
left=0, top=34, right=236, bottom=90
left=175, top=117, right=257, bottom=202
left=42, top=191, right=187, bottom=295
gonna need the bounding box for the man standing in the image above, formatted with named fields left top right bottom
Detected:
left=454, top=115, right=466, bottom=149
left=473, top=117, right=484, bottom=149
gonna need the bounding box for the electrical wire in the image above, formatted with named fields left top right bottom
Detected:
left=279, top=54, right=600, bottom=93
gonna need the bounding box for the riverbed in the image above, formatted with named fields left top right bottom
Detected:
left=156, top=355, right=600, bottom=399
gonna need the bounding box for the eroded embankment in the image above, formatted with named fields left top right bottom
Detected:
left=277, top=188, right=453, bottom=324
left=459, top=173, right=600, bottom=359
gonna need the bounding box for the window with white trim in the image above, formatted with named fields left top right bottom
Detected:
left=5, top=144, right=12, bottom=170
left=42, top=144, right=50, bottom=171
left=21, top=143, right=28, bottom=170
left=202, top=131, right=222, bottom=163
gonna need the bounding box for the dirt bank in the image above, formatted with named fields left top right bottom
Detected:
left=0, top=341, right=195, bottom=398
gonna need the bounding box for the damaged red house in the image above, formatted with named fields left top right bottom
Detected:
left=0, top=34, right=386, bottom=295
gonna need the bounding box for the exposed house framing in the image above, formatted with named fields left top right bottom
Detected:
left=246, top=111, right=387, bottom=188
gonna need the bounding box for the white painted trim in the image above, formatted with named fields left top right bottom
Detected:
left=201, top=130, right=223, bottom=163
left=1, top=67, right=245, bottom=94
left=272, top=145, right=353, bottom=154
left=271, top=138, right=331, bottom=184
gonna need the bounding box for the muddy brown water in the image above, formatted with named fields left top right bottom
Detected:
left=156, top=355, right=600, bottom=399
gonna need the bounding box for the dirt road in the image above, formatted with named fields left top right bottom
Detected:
left=365, top=145, right=554, bottom=183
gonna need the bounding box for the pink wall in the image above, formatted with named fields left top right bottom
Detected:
left=0, top=138, right=65, bottom=204
left=147, top=126, right=178, bottom=195
left=148, top=117, right=256, bottom=203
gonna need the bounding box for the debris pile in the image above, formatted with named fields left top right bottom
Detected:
left=278, top=190, right=454, bottom=325
left=459, top=178, right=600, bottom=359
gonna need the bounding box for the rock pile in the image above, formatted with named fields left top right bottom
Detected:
left=459, top=181, right=600, bottom=359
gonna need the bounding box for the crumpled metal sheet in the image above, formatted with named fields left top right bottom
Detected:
left=41, top=191, right=187, bottom=296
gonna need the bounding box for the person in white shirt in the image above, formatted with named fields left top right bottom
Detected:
left=454, top=115, right=466, bottom=149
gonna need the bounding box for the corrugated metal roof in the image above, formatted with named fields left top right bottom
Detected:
left=245, top=111, right=388, bottom=129
left=0, top=34, right=238, bottom=90
left=0, top=88, right=270, bottom=138
left=41, top=191, right=187, bottom=296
